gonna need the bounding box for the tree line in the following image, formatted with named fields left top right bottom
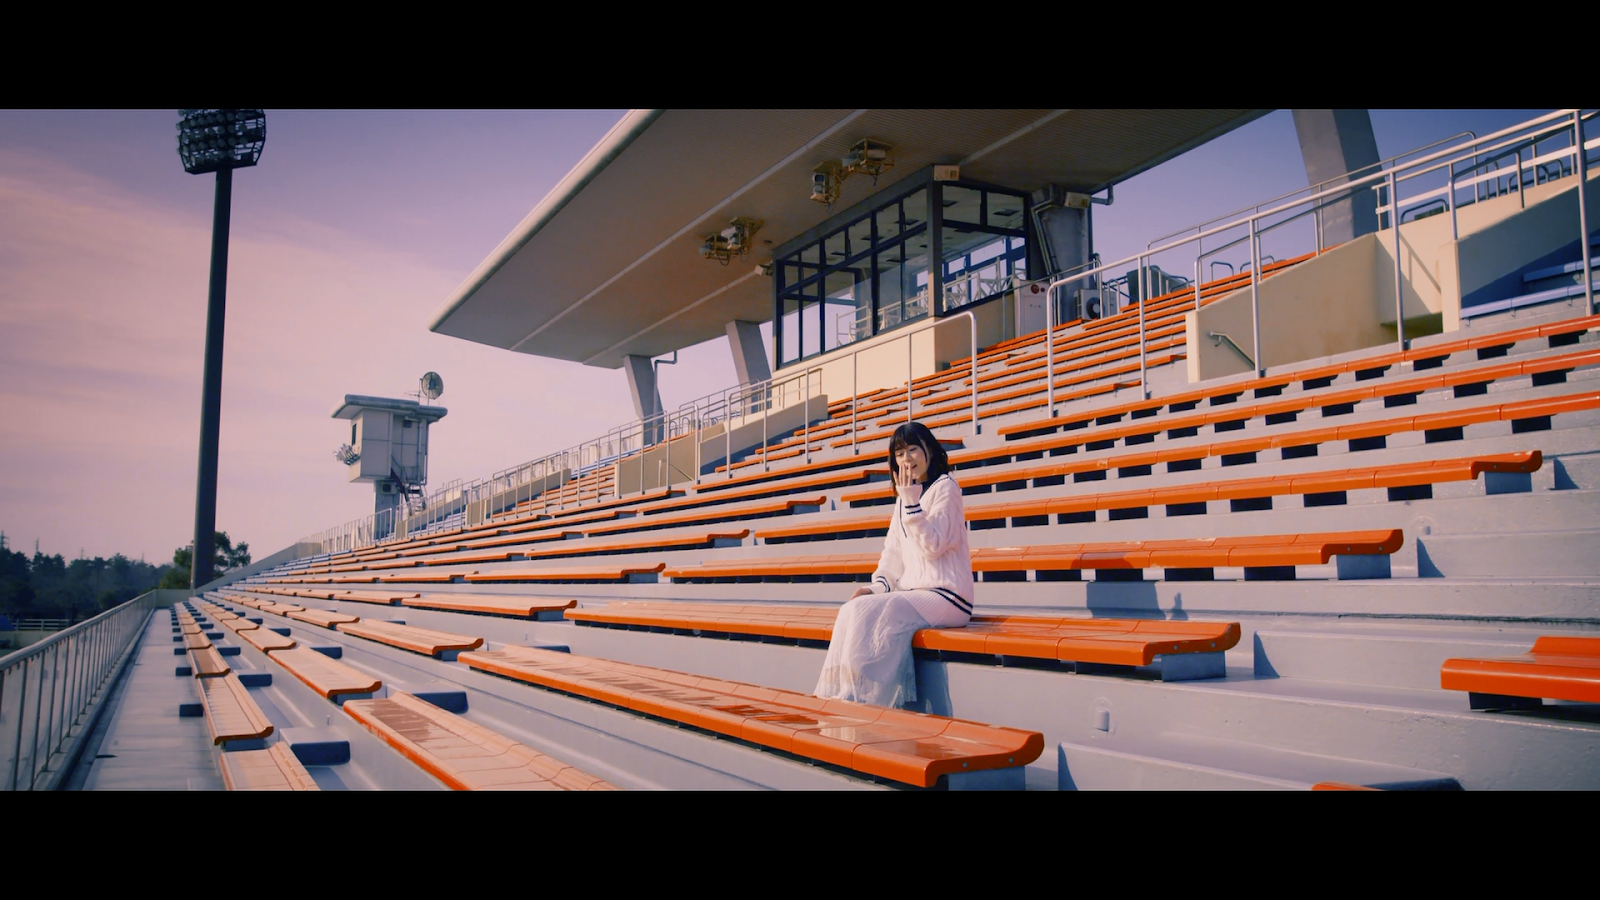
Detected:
left=0, top=532, right=249, bottom=622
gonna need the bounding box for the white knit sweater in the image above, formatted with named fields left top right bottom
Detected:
left=867, top=472, right=974, bottom=613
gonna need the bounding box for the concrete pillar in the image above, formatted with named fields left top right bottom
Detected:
left=1292, top=109, right=1381, bottom=246
left=1030, top=186, right=1092, bottom=319
left=725, top=320, right=771, bottom=386
left=623, top=354, right=664, bottom=445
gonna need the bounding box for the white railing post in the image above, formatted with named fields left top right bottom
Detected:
left=1137, top=253, right=1149, bottom=398
left=1389, top=171, right=1406, bottom=353
left=1249, top=217, right=1264, bottom=376
left=1046, top=282, right=1056, bottom=416
left=1576, top=111, right=1594, bottom=316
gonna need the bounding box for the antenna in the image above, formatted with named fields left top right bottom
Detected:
left=408, top=372, right=444, bottom=404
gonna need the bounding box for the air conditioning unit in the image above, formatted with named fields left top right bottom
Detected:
left=380, top=482, right=397, bottom=495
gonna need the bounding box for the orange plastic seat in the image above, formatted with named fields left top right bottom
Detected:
left=1441, top=636, right=1600, bottom=706
left=188, top=646, right=230, bottom=678
left=286, top=608, right=360, bottom=628
left=399, top=594, right=577, bottom=617
left=219, top=743, right=320, bottom=791
left=344, top=691, right=616, bottom=791
left=267, top=646, right=382, bottom=700
left=457, top=645, right=1042, bottom=788
left=238, top=626, right=296, bottom=653
left=198, top=673, right=274, bottom=746
left=335, top=620, right=483, bottom=657
left=464, top=562, right=665, bottom=583
left=567, top=601, right=1239, bottom=667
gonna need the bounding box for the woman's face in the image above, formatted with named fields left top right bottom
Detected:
left=895, top=441, right=929, bottom=482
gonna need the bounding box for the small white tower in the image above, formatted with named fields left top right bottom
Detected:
left=331, top=394, right=448, bottom=519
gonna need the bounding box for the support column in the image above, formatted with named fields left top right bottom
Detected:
left=1030, top=186, right=1092, bottom=320
left=1292, top=109, right=1381, bottom=245
left=623, top=354, right=664, bottom=445
left=725, top=320, right=771, bottom=386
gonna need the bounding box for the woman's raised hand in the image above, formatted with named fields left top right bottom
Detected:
left=896, top=460, right=923, bottom=505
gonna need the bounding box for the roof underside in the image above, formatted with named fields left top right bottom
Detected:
left=430, top=108, right=1270, bottom=369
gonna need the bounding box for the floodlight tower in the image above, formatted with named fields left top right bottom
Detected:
left=177, top=109, right=266, bottom=588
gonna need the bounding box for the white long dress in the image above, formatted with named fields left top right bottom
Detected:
left=813, top=473, right=973, bottom=707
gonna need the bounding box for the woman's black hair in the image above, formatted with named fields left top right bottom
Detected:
left=888, top=421, right=951, bottom=484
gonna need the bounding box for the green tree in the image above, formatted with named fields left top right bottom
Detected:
left=158, top=532, right=251, bottom=589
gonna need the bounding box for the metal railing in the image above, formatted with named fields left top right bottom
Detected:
left=301, top=310, right=979, bottom=554
left=1, top=590, right=165, bottom=790
left=1043, top=108, right=1595, bottom=407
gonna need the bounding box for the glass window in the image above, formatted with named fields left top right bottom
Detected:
left=779, top=294, right=802, bottom=365
left=988, top=193, right=1026, bottom=229
left=902, top=189, right=927, bottom=230
left=944, top=185, right=983, bottom=226
left=875, top=203, right=900, bottom=242
left=823, top=228, right=848, bottom=267
left=847, top=215, right=873, bottom=257
left=773, top=181, right=1024, bottom=368
left=823, top=267, right=868, bottom=352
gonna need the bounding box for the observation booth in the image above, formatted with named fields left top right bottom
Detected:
left=428, top=109, right=1270, bottom=492
left=332, top=395, right=447, bottom=538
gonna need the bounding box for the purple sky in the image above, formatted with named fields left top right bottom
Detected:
left=0, top=108, right=1548, bottom=563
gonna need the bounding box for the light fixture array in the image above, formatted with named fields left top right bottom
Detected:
left=811, top=139, right=895, bottom=207
left=700, top=217, right=764, bottom=265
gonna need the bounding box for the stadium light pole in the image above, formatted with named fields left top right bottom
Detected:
left=177, top=109, right=266, bottom=589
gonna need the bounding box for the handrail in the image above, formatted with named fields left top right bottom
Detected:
left=1044, top=108, right=1592, bottom=394
left=1146, top=130, right=1479, bottom=251
left=2, top=589, right=167, bottom=790
left=306, top=109, right=1593, bottom=553
left=1208, top=331, right=1256, bottom=368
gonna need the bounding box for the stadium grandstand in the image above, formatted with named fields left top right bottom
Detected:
left=8, top=107, right=1598, bottom=790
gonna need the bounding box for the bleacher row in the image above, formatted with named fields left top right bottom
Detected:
left=183, top=276, right=1600, bottom=789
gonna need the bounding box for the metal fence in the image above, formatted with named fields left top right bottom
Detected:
left=1045, top=107, right=1596, bottom=406
left=302, top=310, right=980, bottom=554
left=0, top=590, right=166, bottom=791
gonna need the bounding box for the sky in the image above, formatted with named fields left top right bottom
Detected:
left=0, top=108, right=1550, bottom=563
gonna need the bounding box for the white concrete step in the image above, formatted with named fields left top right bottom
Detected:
left=1058, top=732, right=1461, bottom=790
left=1418, top=529, right=1600, bottom=578
left=1252, top=625, right=1537, bottom=691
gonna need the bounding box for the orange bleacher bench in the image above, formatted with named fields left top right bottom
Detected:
left=335, top=620, right=483, bottom=658
left=345, top=691, right=617, bottom=791
left=399, top=594, right=577, bottom=618
left=1441, top=635, right=1600, bottom=709
left=266, top=646, right=382, bottom=701
left=457, top=645, right=1043, bottom=788
left=219, top=743, right=319, bottom=791
left=463, top=562, right=665, bottom=584
left=287, top=608, right=360, bottom=628
left=238, top=627, right=296, bottom=653
left=198, top=673, right=274, bottom=747
left=665, top=529, right=1402, bottom=583
left=567, top=601, right=1239, bottom=677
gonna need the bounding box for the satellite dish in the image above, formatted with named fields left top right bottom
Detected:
left=420, top=372, right=444, bottom=401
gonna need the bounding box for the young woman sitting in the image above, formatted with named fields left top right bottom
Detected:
left=813, top=420, right=973, bottom=707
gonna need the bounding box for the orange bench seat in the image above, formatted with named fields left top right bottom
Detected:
left=666, top=529, right=1403, bottom=582
left=464, top=562, right=665, bottom=584
left=344, top=691, right=617, bottom=791
left=567, top=601, right=1239, bottom=668
left=219, top=743, right=320, bottom=791
left=1441, top=636, right=1600, bottom=708
left=457, top=645, right=1042, bottom=788
left=399, top=594, right=577, bottom=618
left=336, top=620, right=484, bottom=658
left=287, top=608, right=360, bottom=628
left=198, top=673, right=274, bottom=746
left=266, top=646, right=382, bottom=701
